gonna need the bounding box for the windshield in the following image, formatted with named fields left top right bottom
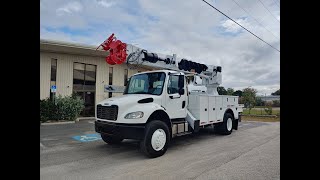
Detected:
left=124, top=72, right=166, bottom=95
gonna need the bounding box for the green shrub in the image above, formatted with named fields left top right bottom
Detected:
left=264, top=102, right=273, bottom=115
left=40, top=99, right=55, bottom=122
left=255, top=98, right=264, bottom=106
left=40, top=95, right=84, bottom=122
left=272, top=100, right=280, bottom=107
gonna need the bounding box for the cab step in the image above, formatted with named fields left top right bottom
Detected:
left=172, top=120, right=190, bottom=138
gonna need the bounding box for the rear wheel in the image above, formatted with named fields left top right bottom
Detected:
left=140, top=120, right=170, bottom=158
left=214, top=113, right=233, bottom=135
left=101, top=134, right=123, bottom=144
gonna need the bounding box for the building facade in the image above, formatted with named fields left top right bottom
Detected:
left=40, top=39, right=153, bottom=116
left=256, top=95, right=280, bottom=102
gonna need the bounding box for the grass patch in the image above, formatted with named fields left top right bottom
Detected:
left=242, top=115, right=280, bottom=122
left=242, top=108, right=280, bottom=115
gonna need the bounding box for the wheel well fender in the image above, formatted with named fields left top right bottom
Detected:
left=146, top=110, right=172, bottom=136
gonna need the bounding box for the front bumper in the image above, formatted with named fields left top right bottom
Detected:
left=95, top=120, right=145, bottom=140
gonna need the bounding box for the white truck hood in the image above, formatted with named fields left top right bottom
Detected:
left=96, top=94, right=164, bottom=124
left=98, top=94, right=158, bottom=106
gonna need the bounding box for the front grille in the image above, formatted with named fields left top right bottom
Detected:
left=97, top=105, right=118, bottom=120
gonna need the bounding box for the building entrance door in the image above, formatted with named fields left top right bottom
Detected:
left=75, top=91, right=95, bottom=117
left=73, top=63, right=97, bottom=117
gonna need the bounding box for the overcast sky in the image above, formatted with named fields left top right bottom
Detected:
left=40, top=0, right=280, bottom=95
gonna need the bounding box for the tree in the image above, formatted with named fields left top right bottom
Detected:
left=242, top=87, right=257, bottom=114
left=271, top=89, right=280, bottom=95
left=238, top=97, right=244, bottom=104
left=217, top=86, right=227, bottom=95
left=227, top=88, right=234, bottom=95
left=272, top=100, right=280, bottom=107
left=233, top=90, right=243, bottom=97
left=255, top=97, right=265, bottom=106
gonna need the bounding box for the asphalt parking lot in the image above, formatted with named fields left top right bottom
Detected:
left=40, top=120, right=280, bottom=180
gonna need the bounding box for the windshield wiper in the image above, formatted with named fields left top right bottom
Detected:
left=128, top=92, right=151, bottom=94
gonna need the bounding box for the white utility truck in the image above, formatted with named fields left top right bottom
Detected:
left=95, top=34, right=243, bottom=158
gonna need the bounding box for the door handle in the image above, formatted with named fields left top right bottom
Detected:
left=169, top=94, right=181, bottom=99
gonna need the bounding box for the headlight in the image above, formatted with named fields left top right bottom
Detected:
left=125, top=111, right=144, bottom=119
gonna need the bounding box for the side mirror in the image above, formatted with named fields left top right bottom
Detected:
left=178, top=75, right=184, bottom=89
left=178, top=88, right=185, bottom=95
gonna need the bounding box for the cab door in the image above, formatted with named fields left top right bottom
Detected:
left=164, top=74, right=187, bottom=119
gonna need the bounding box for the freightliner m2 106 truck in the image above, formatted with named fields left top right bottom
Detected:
left=94, top=34, right=243, bottom=158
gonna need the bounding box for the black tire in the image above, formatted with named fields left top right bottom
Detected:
left=140, top=120, right=170, bottom=158
left=214, top=113, right=233, bottom=135
left=101, top=133, right=123, bottom=144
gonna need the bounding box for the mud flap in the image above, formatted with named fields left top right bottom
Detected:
left=194, top=120, right=200, bottom=132
left=233, top=119, right=238, bottom=130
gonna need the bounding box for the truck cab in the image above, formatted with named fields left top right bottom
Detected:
left=96, top=70, right=187, bottom=124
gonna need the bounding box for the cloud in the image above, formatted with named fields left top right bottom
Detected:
left=96, top=0, right=114, bottom=8
left=40, top=0, right=280, bottom=95
left=221, top=18, right=249, bottom=34
left=56, top=1, right=83, bottom=16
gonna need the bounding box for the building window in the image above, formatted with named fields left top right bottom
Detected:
left=50, top=59, right=57, bottom=99
left=109, top=67, right=113, bottom=98
left=124, top=69, right=128, bottom=86
left=84, top=64, right=96, bottom=91
left=109, top=67, right=113, bottom=85
left=73, top=63, right=85, bottom=91
left=73, top=63, right=96, bottom=91
left=51, top=59, right=57, bottom=84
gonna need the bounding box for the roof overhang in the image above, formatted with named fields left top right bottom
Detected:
left=40, top=39, right=158, bottom=71
left=40, top=39, right=109, bottom=57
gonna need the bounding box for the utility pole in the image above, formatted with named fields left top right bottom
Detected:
left=264, top=93, right=266, bottom=115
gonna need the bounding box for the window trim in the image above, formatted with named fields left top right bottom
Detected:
left=123, top=72, right=166, bottom=96
left=167, top=75, right=180, bottom=94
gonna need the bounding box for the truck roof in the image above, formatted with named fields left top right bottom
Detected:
left=133, top=70, right=184, bottom=76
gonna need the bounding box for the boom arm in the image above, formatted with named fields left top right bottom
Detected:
left=97, top=34, right=222, bottom=95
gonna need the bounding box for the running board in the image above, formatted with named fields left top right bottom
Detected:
left=173, top=132, right=192, bottom=137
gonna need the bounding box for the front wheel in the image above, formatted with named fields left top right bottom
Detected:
left=140, top=120, right=170, bottom=158
left=101, top=134, right=123, bottom=144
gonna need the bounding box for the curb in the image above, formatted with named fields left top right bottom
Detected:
left=241, top=114, right=278, bottom=118
left=40, top=117, right=95, bottom=125
left=41, top=121, right=75, bottom=125
left=76, top=117, right=95, bottom=122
